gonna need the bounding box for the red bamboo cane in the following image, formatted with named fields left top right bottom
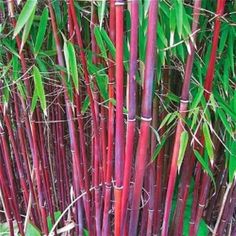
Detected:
left=128, top=1, right=159, bottom=234
left=161, top=1, right=202, bottom=235
left=189, top=1, right=226, bottom=234
left=102, top=0, right=116, bottom=234
left=120, top=0, right=138, bottom=232
left=47, top=1, right=92, bottom=233
left=114, top=1, right=125, bottom=235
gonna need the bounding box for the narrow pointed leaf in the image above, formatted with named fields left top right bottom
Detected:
left=13, top=0, right=37, bottom=37
left=20, top=7, right=35, bottom=52
left=177, top=130, right=189, bottom=170
left=94, top=26, right=107, bottom=58
left=202, top=122, right=214, bottom=164
left=100, top=27, right=116, bottom=58
left=64, top=41, right=79, bottom=91
left=194, top=150, right=216, bottom=190
left=33, top=66, right=47, bottom=116
left=97, top=0, right=106, bottom=28
left=34, top=7, right=49, bottom=56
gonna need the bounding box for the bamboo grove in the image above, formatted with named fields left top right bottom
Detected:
left=0, top=0, right=236, bottom=235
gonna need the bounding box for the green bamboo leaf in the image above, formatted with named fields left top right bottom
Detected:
left=97, top=0, right=106, bottom=28
left=170, top=7, right=176, bottom=32
left=33, top=66, right=47, bottom=116
left=82, top=96, right=90, bottom=115
left=177, top=44, right=185, bottom=62
left=197, top=219, right=209, bottom=236
left=218, top=25, right=229, bottom=55
left=20, top=7, right=35, bottom=52
left=229, top=140, right=236, bottom=183
left=30, top=89, right=38, bottom=114
left=144, top=0, right=151, bottom=17
left=194, top=150, right=216, bottom=190
left=158, top=112, right=174, bottom=130
left=202, top=122, right=214, bottom=164
left=190, top=87, right=204, bottom=110
left=228, top=29, right=235, bottom=76
left=12, top=56, right=26, bottom=99
left=94, top=26, right=107, bottom=59
left=177, top=130, right=189, bottom=171
left=182, top=8, right=191, bottom=41
left=52, top=0, right=62, bottom=28
left=167, top=92, right=180, bottom=103
left=190, top=107, right=200, bottom=130
left=100, top=27, right=116, bottom=58
left=150, top=126, right=161, bottom=144
left=175, top=0, right=183, bottom=37
left=233, top=89, right=236, bottom=112
left=47, top=211, right=62, bottom=231
left=26, top=223, right=41, bottom=236
left=222, top=58, right=230, bottom=93
left=209, top=94, right=217, bottom=112
left=159, top=1, right=169, bottom=17
left=96, top=75, right=108, bottom=100
left=64, top=41, right=79, bottom=91
left=151, top=136, right=167, bottom=161
left=2, top=78, right=10, bottom=106
left=157, top=24, right=167, bottom=47
left=139, top=19, right=148, bottom=62
left=0, top=59, right=12, bottom=79
left=215, top=92, right=236, bottom=122
left=217, top=108, right=232, bottom=135
left=67, top=42, right=79, bottom=91
left=34, top=7, right=49, bottom=56
left=2, top=38, right=20, bottom=58
left=13, top=0, right=37, bottom=38
left=83, top=229, right=89, bottom=236
left=63, top=41, right=70, bottom=77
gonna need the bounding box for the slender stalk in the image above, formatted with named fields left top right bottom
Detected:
left=153, top=69, right=169, bottom=235
left=213, top=182, right=232, bottom=235
left=216, top=183, right=236, bottom=235
left=128, top=1, right=159, bottom=235
left=189, top=2, right=226, bottom=234
left=0, top=122, right=24, bottom=235
left=6, top=1, right=49, bottom=232
left=68, top=1, right=102, bottom=233
left=120, top=0, right=138, bottom=232
left=114, top=1, right=125, bottom=235
left=102, top=0, right=116, bottom=234
left=161, top=1, right=202, bottom=235
left=0, top=168, right=14, bottom=236
left=47, top=1, right=91, bottom=233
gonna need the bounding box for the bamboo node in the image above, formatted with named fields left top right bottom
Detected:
left=127, top=118, right=136, bottom=122
left=105, top=183, right=112, bottom=189
left=104, top=183, right=112, bottom=189
left=180, top=99, right=189, bottom=104
left=94, top=186, right=100, bottom=191
left=114, top=185, right=123, bottom=190
left=148, top=209, right=154, bottom=212
left=198, top=203, right=205, bottom=208
left=115, top=1, right=125, bottom=6
left=141, top=116, right=152, bottom=121
left=108, top=81, right=115, bottom=85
